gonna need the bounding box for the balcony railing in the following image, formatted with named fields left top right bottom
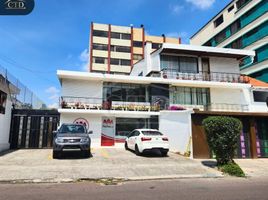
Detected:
left=162, top=69, right=250, bottom=84
left=60, top=96, right=160, bottom=112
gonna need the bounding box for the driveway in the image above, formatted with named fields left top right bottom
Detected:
left=0, top=148, right=222, bottom=182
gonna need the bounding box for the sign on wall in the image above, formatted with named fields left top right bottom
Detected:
left=73, top=118, right=89, bottom=130
left=101, top=117, right=115, bottom=146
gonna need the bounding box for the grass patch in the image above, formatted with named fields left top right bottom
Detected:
left=218, top=162, right=245, bottom=177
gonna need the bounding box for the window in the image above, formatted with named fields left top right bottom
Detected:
left=110, top=32, right=121, bottom=39
left=230, top=20, right=241, bottom=34
left=121, top=59, right=131, bottom=66
left=214, top=15, right=224, bottom=27
left=0, top=90, right=7, bottom=114
left=133, top=54, right=143, bottom=60
left=228, top=5, right=234, bottom=12
left=253, top=91, right=268, bottom=102
left=110, top=45, right=130, bottom=53
left=170, top=87, right=210, bottom=106
left=92, top=30, right=108, bottom=37
left=236, top=0, right=250, bottom=10
left=160, top=55, right=198, bottom=73
left=93, top=57, right=106, bottom=64
left=231, top=37, right=242, bottom=49
left=133, top=41, right=143, bottom=47
left=152, top=43, right=162, bottom=49
left=121, top=33, right=131, bottom=40
left=92, top=43, right=108, bottom=51
left=215, top=30, right=226, bottom=44
left=110, top=58, right=120, bottom=65
left=204, top=40, right=212, bottom=47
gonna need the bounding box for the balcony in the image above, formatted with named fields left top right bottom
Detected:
left=161, top=69, right=250, bottom=84
left=60, top=96, right=160, bottom=112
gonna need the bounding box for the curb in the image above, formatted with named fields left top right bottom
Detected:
left=0, top=174, right=224, bottom=184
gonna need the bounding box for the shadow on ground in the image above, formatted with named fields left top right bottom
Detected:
left=128, top=149, right=169, bottom=158
left=0, top=149, right=18, bottom=157
left=201, top=160, right=217, bottom=169
left=55, top=150, right=93, bottom=160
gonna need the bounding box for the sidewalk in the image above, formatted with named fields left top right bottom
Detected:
left=0, top=149, right=223, bottom=183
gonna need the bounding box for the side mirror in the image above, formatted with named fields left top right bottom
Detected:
left=88, top=130, right=93, bottom=134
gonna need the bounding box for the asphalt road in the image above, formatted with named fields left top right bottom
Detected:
left=1, top=178, right=268, bottom=200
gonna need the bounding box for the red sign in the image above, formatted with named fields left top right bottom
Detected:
left=73, top=118, right=89, bottom=130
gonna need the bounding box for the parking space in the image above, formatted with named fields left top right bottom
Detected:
left=0, top=148, right=222, bottom=181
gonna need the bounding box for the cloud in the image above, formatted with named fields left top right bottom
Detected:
left=185, top=0, right=215, bottom=10
left=45, top=86, right=60, bottom=107
left=170, top=4, right=184, bottom=14
left=47, top=102, right=58, bottom=109
left=79, top=48, right=89, bottom=71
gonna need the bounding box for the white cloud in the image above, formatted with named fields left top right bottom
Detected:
left=185, top=0, right=215, bottom=10
left=79, top=48, right=89, bottom=71
left=170, top=4, right=184, bottom=14
left=45, top=86, right=60, bottom=107
left=45, top=86, right=59, bottom=94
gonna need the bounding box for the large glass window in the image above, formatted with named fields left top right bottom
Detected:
left=92, top=43, right=108, bottom=51
left=103, top=83, right=147, bottom=103
left=160, top=55, right=198, bottom=73
left=214, top=15, right=224, bottom=27
left=92, top=30, right=108, bottom=37
left=236, top=0, right=251, bottom=10
left=170, top=86, right=210, bottom=105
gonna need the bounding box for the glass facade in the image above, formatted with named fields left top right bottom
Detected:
left=160, top=55, right=198, bottom=73
left=170, top=86, right=210, bottom=106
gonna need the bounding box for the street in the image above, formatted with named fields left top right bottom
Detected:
left=1, top=177, right=268, bottom=200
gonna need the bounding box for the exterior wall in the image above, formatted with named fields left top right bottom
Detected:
left=62, top=79, right=103, bottom=99
left=210, top=88, right=246, bottom=105
left=159, top=110, right=193, bottom=157
left=0, top=100, right=12, bottom=151
left=60, top=113, right=102, bottom=147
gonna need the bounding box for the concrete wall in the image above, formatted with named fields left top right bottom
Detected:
left=209, top=57, right=240, bottom=73
left=62, top=79, right=103, bottom=99
left=60, top=113, right=102, bottom=147
left=0, top=100, right=12, bottom=152
left=159, top=110, right=193, bottom=157
left=210, top=88, right=245, bottom=104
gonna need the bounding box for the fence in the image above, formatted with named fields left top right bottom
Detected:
left=0, top=65, right=45, bottom=109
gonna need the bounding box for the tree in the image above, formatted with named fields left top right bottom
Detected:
left=202, top=116, right=242, bottom=165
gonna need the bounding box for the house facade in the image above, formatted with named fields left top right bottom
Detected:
left=190, top=0, right=268, bottom=82
left=90, top=22, right=180, bottom=74
left=58, top=43, right=268, bottom=158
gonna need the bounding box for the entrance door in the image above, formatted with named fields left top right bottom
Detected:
left=202, top=58, right=210, bottom=81
left=101, top=117, right=115, bottom=146
left=256, top=119, right=268, bottom=157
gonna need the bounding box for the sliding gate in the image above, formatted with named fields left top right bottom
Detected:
left=9, top=109, right=60, bottom=149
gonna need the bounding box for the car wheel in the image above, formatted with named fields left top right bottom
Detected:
left=161, top=150, right=168, bottom=157
left=125, top=142, right=129, bottom=150
left=83, top=150, right=90, bottom=158
left=135, top=145, right=141, bottom=156
left=53, top=150, right=60, bottom=159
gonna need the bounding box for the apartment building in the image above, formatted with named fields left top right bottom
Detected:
left=190, top=0, right=268, bottom=82
left=57, top=42, right=268, bottom=158
left=89, top=22, right=180, bottom=74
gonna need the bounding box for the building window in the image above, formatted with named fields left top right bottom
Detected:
left=93, top=57, right=107, bottom=64
left=110, top=58, right=120, bottom=65
left=0, top=90, right=7, bottom=114
left=111, top=32, right=131, bottom=40
left=110, top=45, right=131, bottom=53
left=228, top=5, right=235, bottom=12
left=152, top=43, right=162, bottom=49
left=111, top=32, right=121, bottom=39
left=92, top=43, right=108, bottom=51
left=253, top=91, right=268, bottom=102
left=215, top=30, right=226, bottom=44
left=133, top=41, right=143, bottom=47
left=121, top=59, right=131, bottom=66
left=231, top=37, right=243, bottom=49
left=236, top=0, right=251, bottom=10
left=110, top=58, right=131, bottom=66
left=160, top=55, right=198, bottom=73
left=214, top=15, right=224, bottom=27
left=230, top=20, right=241, bottom=34
left=133, top=54, right=143, bottom=60
left=170, top=86, right=210, bottom=106
left=92, top=30, right=108, bottom=37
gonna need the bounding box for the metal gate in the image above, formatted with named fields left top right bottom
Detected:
left=9, top=109, right=60, bottom=149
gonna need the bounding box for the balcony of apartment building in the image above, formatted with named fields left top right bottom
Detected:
left=59, top=83, right=249, bottom=113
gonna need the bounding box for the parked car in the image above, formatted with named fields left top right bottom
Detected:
left=53, top=123, right=92, bottom=159
left=125, top=129, right=169, bottom=156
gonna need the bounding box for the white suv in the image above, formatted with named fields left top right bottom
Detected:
left=125, top=129, right=169, bottom=156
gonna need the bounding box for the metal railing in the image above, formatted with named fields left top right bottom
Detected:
left=161, top=69, right=250, bottom=84
left=204, top=103, right=249, bottom=112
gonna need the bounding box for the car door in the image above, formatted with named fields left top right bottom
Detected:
left=132, top=130, right=140, bottom=148
left=127, top=131, right=135, bottom=150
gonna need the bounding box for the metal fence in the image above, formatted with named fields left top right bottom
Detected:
left=0, top=65, right=45, bottom=109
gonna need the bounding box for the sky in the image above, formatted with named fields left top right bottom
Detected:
left=0, top=0, right=231, bottom=108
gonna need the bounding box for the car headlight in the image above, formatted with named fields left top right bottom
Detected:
left=55, top=137, right=64, bottom=143
left=81, top=137, right=89, bottom=143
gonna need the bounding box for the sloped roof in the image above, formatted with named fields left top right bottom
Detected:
left=247, top=76, right=268, bottom=88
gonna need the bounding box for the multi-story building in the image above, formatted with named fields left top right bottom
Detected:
left=89, top=22, right=180, bottom=74
left=190, top=0, right=268, bottom=82
left=57, top=42, right=268, bottom=158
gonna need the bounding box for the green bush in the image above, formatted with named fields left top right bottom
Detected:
left=202, top=116, right=242, bottom=165
left=219, top=162, right=245, bottom=177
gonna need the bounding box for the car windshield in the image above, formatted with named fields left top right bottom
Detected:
left=59, top=124, right=86, bottom=134
left=141, top=131, right=163, bottom=136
